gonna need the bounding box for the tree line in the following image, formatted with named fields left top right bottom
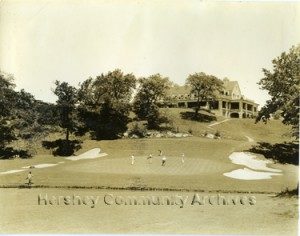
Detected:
left=0, top=69, right=225, bottom=156
left=0, top=44, right=299, bottom=157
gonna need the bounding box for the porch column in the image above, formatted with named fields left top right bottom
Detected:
left=218, top=100, right=222, bottom=111
left=239, top=101, right=243, bottom=118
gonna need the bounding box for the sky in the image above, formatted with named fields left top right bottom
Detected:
left=0, top=0, right=300, bottom=106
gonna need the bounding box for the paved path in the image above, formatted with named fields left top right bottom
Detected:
left=244, top=135, right=255, bottom=142
left=208, top=118, right=230, bottom=127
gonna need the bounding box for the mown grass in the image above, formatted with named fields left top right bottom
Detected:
left=0, top=137, right=297, bottom=193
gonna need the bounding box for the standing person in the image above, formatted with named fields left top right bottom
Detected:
left=26, top=171, right=33, bottom=186
left=131, top=154, right=135, bottom=165
left=161, top=155, right=167, bottom=166
left=158, top=150, right=163, bottom=157
left=147, top=154, right=153, bottom=164
left=181, top=153, right=185, bottom=164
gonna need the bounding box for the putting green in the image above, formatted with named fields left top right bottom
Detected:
left=64, top=155, right=232, bottom=175
left=0, top=138, right=297, bottom=193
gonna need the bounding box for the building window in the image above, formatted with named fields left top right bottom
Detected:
left=222, top=101, right=226, bottom=108
left=231, top=102, right=239, bottom=109
left=210, top=101, right=219, bottom=110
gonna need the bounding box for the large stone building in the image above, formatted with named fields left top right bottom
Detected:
left=165, top=78, right=259, bottom=118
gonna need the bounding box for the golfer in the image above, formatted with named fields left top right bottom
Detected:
left=26, top=171, right=33, bottom=186
left=147, top=154, right=153, bottom=164
left=131, top=155, right=135, bottom=165
left=181, top=153, right=185, bottom=164
left=158, top=150, right=163, bottom=157
left=161, top=156, right=167, bottom=166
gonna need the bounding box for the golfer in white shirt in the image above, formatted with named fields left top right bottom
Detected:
left=131, top=155, right=135, bottom=165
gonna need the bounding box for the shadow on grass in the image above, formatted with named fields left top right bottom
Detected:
left=0, top=147, right=31, bottom=159
left=276, top=185, right=299, bottom=197
left=248, top=142, right=299, bottom=165
left=42, top=139, right=82, bottom=156
left=180, top=111, right=216, bottom=122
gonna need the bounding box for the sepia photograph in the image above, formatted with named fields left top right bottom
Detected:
left=0, top=0, right=299, bottom=235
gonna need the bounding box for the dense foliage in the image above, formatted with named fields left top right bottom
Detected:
left=257, top=45, right=300, bottom=138
left=185, top=72, right=223, bottom=115
left=0, top=72, right=58, bottom=158
left=133, top=74, right=170, bottom=129
left=78, top=69, right=136, bottom=139
left=53, top=81, right=79, bottom=141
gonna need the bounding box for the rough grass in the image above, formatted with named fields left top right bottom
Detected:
left=0, top=188, right=298, bottom=234
left=159, top=108, right=293, bottom=143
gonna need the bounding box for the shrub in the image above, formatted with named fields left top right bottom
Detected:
left=42, top=139, right=82, bottom=156
left=215, top=130, right=221, bottom=138
left=128, top=122, right=147, bottom=138
left=180, top=111, right=216, bottom=122
left=0, top=147, right=31, bottom=159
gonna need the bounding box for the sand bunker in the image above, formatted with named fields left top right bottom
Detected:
left=228, top=152, right=282, bottom=173
left=2, top=164, right=59, bottom=175
left=224, top=168, right=282, bottom=180
left=22, top=166, right=33, bottom=169
left=0, top=169, right=26, bottom=175
left=22, top=163, right=58, bottom=169
left=33, top=163, right=58, bottom=168
left=245, top=136, right=254, bottom=142
left=224, top=152, right=282, bottom=180
left=1, top=148, right=107, bottom=175
left=65, top=148, right=107, bottom=161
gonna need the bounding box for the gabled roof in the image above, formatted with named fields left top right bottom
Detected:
left=168, top=84, right=190, bottom=97
left=223, top=80, right=237, bottom=92
left=168, top=78, right=240, bottom=97
left=167, top=78, right=258, bottom=105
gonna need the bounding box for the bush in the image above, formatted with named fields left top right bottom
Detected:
left=180, top=111, right=216, bottom=122
left=42, top=139, right=82, bottom=156
left=0, top=147, right=31, bottom=159
left=277, top=186, right=298, bottom=197
left=215, top=130, right=221, bottom=138
left=273, top=110, right=283, bottom=120
left=128, top=122, right=147, bottom=138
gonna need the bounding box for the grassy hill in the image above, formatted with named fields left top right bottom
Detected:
left=7, top=107, right=294, bottom=158
left=159, top=108, right=293, bottom=143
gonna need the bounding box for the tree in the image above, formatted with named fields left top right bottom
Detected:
left=78, top=69, right=136, bottom=139
left=185, top=72, right=223, bottom=115
left=0, top=72, right=17, bottom=149
left=133, top=74, right=170, bottom=129
left=53, top=81, right=78, bottom=141
left=0, top=72, right=40, bottom=157
left=0, top=71, right=16, bottom=117
left=0, top=71, right=62, bottom=157
left=256, top=45, right=300, bottom=138
left=35, top=101, right=60, bottom=127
